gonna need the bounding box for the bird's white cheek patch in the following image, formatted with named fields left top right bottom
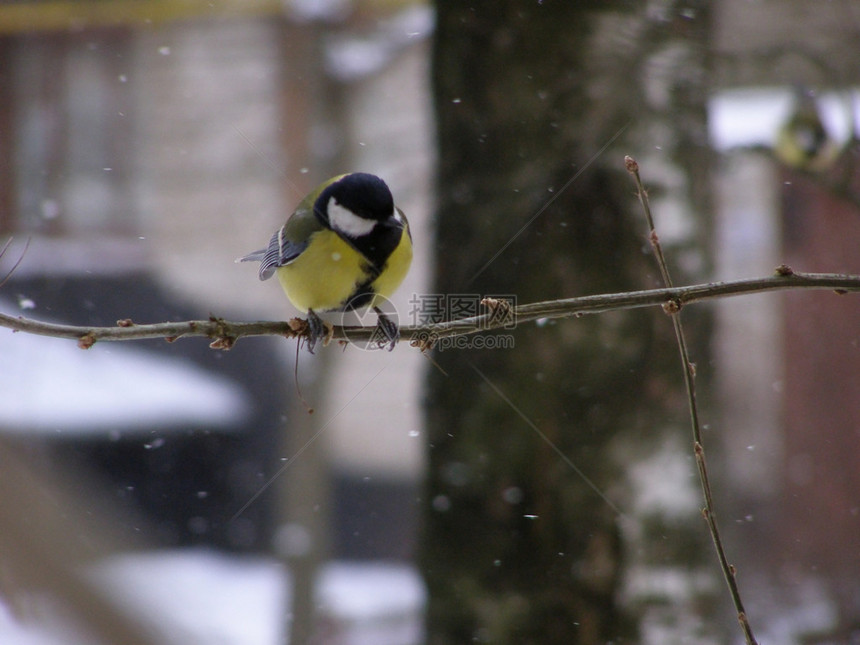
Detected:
left=331, top=252, right=342, bottom=261
left=328, top=198, right=377, bottom=237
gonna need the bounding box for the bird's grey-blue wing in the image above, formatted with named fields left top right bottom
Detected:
left=239, top=194, right=328, bottom=280
left=239, top=226, right=309, bottom=281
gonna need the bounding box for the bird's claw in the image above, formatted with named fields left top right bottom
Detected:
left=304, top=310, right=332, bottom=353
left=372, top=307, right=399, bottom=352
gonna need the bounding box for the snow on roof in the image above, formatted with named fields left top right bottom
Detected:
left=708, top=87, right=860, bottom=151
left=0, top=304, right=250, bottom=436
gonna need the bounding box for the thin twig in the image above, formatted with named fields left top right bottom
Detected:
left=0, top=236, right=30, bottom=289
left=625, top=155, right=758, bottom=645
left=0, top=273, right=858, bottom=351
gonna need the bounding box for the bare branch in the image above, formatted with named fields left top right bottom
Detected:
left=0, top=272, right=857, bottom=350
left=627, top=155, right=759, bottom=645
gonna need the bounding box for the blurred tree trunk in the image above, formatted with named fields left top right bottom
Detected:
left=422, top=2, right=712, bottom=644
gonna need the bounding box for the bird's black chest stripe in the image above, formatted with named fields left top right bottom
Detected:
left=340, top=221, right=403, bottom=276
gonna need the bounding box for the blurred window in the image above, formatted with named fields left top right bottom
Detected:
left=2, top=29, right=135, bottom=237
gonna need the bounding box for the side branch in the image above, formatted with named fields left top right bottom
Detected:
left=628, top=155, right=758, bottom=644
left=0, top=271, right=857, bottom=348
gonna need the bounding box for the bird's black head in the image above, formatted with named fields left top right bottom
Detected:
left=316, top=173, right=395, bottom=224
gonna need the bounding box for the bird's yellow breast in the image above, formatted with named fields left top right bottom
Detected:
left=275, top=226, right=412, bottom=313
left=276, top=231, right=365, bottom=313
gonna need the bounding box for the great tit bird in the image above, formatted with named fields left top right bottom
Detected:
left=239, top=173, right=412, bottom=352
left=775, top=88, right=838, bottom=171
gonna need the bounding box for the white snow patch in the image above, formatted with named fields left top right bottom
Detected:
left=0, top=306, right=250, bottom=435
left=0, top=550, right=425, bottom=645
left=628, top=440, right=699, bottom=518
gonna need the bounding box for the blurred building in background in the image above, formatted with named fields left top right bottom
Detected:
left=712, top=1, right=860, bottom=640
left=0, top=0, right=432, bottom=571
left=0, top=2, right=434, bottom=642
